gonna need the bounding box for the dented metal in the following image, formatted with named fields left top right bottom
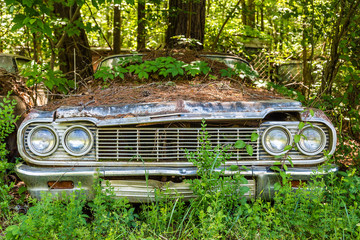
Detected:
left=54, top=99, right=303, bottom=124
left=16, top=99, right=337, bottom=202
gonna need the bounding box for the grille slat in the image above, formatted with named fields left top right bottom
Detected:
left=97, top=127, right=259, bottom=162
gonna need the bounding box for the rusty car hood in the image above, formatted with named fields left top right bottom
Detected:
left=27, top=99, right=304, bottom=126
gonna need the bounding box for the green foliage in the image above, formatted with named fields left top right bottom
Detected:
left=220, top=62, right=258, bottom=80
left=185, top=120, right=250, bottom=238
left=5, top=181, right=137, bottom=239
left=21, top=61, right=74, bottom=94
left=4, top=122, right=360, bottom=238
left=5, top=191, right=91, bottom=239
left=89, top=179, right=136, bottom=238
left=234, top=131, right=258, bottom=156
left=94, top=56, right=212, bottom=83
left=0, top=93, right=19, bottom=222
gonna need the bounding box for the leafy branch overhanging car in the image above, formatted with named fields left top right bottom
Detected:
left=15, top=54, right=337, bottom=202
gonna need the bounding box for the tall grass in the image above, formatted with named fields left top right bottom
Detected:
left=3, top=122, right=360, bottom=239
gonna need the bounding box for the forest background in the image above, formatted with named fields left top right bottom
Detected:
left=1, top=0, right=360, bottom=238
left=1, top=0, right=359, bottom=149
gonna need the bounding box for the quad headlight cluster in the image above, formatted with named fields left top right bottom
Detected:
left=262, top=125, right=326, bottom=156
left=27, top=125, right=93, bottom=157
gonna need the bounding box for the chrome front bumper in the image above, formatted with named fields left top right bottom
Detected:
left=16, top=163, right=338, bottom=202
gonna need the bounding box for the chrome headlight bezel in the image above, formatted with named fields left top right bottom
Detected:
left=296, top=125, right=326, bottom=156
left=262, top=125, right=293, bottom=156
left=62, top=125, right=93, bottom=156
left=28, top=125, right=59, bottom=156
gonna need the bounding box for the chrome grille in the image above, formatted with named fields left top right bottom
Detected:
left=97, top=128, right=259, bottom=162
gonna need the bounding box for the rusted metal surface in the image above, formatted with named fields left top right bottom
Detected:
left=52, top=99, right=303, bottom=125
left=300, top=108, right=332, bottom=124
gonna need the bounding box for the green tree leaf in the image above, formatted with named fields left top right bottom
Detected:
left=234, top=140, right=246, bottom=149
left=251, top=131, right=259, bottom=142
left=246, top=144, right=253, bottom=156
left=284, top=145, right=292, bottom=151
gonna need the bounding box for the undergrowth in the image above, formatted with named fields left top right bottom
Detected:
left=0, top=92, right=19, bottom=231
left=3, top=121, right=360, bottom=239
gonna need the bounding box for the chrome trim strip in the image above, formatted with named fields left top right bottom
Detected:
left=15, top=164, right=337, bottom=179
left=16, top=163, right=338, bottom=201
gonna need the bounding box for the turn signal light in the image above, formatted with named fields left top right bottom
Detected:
left=48, top=181, right=74, bottom=189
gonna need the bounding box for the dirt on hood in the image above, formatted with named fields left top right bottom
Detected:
left=39, top=50, right=283, bottom=111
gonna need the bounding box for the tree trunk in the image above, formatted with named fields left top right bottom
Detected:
left=241, top=0, right=247, bottom=25
left=302, top=22, right=309, bottom=97
left=32, top=33, right=40, bottom=62
left=211, top=0, right=242, bottom=51
left=113, top=4, right=122, bottom=54
left=53, top=3, right=93, bottom=80
left=260, top=1, right=264, bottom=31
left=166, top=0, right=206, bottom=49
left=320, top=0, right=360, bottom=95
left=242, top=0, right=255, bottom=28
left=247, top=0, right=255, bottom=28
left=137, top=0, right=146, bottom=51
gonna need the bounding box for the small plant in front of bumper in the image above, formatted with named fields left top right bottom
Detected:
left=185, top=120, right=250, bottom=238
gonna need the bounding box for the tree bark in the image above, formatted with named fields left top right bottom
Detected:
left=32, top=33, right=40, bottom=62
left=211, top=0, right=242, bottom=51
left=166, top=0, right=206, bottom=49
left=320, top=0, right=360, bottom=95
left=242, top=0, right=255, bottom=28
left=247, top=0, right=255, bottom=28
left=137, top=0, right=146, bottom=51
left=53, top=3, right=93, bottom=80
left=260, top=1, right=264, bottom=31
left=113, top=4, right=122, bottom=54
left=241, top=0, right=247, bottom=25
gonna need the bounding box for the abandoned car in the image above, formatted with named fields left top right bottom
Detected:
left=15, top=53, right=337, bottom=202
left=0, top=53, right=31, bottom=74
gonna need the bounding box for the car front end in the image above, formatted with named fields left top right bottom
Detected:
left=16, top=99, right=337, bottom=202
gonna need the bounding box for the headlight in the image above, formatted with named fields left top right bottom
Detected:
left=28, top=126, right=58, bottom=156
left=297, top=126, right=326, bottom=155
left=62, top=126, right=93, bottom=156
left=262, top=126, right=292, bottom=155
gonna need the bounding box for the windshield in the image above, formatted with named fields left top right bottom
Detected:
left=203, top=55, right=251, bottom=69
left=99, top=55, right=143, bottom=70
left=98, top=54, right=250, bottom=71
